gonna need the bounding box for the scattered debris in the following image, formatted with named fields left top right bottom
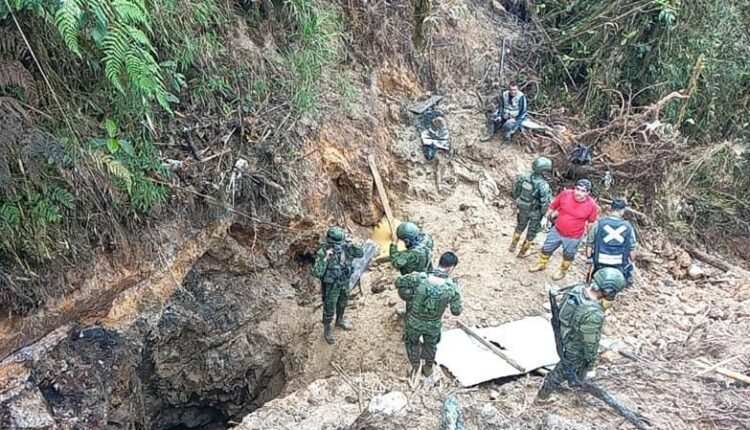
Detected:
left=368, top=391, right=408, bottom=416
left=687, top=263, right=704, bottom=279
left=490, top=1, right=506, bottom=16
left=442, top=394, right=466, bottom=430
left=478, top=170, right=499, bottom=204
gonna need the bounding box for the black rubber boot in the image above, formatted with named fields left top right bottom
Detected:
left=324, top=324, right=335, bottom=344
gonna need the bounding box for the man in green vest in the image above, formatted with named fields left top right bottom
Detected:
left=311, top=226, right=364, bottom=345
left=537, top=267, right=626, bottom=400
left=480, top=83, right=528, bottom=147
left=509, top=157, right=554, bottom=258
left=395, top=251, right=463, bottom=379
left=390, top=221, right=435, bottom=318
left=390, top=221, right=434, bottom=275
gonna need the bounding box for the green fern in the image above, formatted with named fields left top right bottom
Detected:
left=45, top=185, right=76, bottom=210
left=90, top=151, right=133, bottom=192
left=102, top=23, right=128, bottom=93
left=125, top=25, right=152, bottom=48
left=53, top=0, right=83, bottom=57
left=0, top=201, right=22, bottom=232
left=42, top=0, right=174, bottom=110
left=31, top=197, right=61, bottom=228
left=113, top=0, right=150, bottom=30
left=129, top=174, right=167, bottom=213
left=88, top=0, right=113, bottom=28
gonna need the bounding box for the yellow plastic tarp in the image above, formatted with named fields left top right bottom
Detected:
left=371, top=217, right=405, bottom=260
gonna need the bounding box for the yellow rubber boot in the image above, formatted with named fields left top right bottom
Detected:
left=516, top=240, right=532, bottom=258
left=552, top=259, right=573, bottom=280
left=508, top=232, right=522, bottom=252
left=529, top=253, right=550, bottom=272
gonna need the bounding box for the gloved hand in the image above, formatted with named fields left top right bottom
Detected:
left=540, top=216, right=549, bottom=230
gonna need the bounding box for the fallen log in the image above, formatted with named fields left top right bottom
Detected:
left=456, top=321, right=524, bottom=372
left=683, top=244, right=749, bottom=275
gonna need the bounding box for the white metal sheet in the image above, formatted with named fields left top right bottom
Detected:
left=435, top=316, right=560, bottom=387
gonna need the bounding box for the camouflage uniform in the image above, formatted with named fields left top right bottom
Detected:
left=540, top=283, right=604, bottom=394
left=395, top=269, right=462, bottom=371
left=390, top=233, right=435, bottom=275
left=312, top=239, right=364, bottom=326
left=511, top=172, right=552, bottom=241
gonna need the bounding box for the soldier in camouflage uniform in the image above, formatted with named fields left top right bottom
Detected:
left=390, top=221, right=434, bottom=275
left=509, top=157, right=554, bottom=258
left=395, top=251, right=463, bottom=378
left=537, top=267, right=627, bottom=400
left=311, top=226, right=364, bottom=345
left=390, top=221, right=435, bottom=317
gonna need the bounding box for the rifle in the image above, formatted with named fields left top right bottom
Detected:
left=585, top=260, right=594, bottom=284
left=547, top=289, right=651, bottom=430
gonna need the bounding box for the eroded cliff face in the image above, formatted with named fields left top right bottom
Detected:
left=0, top=89, right=406, bottom=429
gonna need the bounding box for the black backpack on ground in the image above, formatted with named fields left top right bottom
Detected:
left=569, top=144, right=593, bottom=166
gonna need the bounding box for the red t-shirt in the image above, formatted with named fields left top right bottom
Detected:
left=550, top=189, right=598, bottom=238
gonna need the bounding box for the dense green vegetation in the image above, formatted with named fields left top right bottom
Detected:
left=535, top=0, right=749, bottom=141
left=534, top=0, right=749, bottom=244
left=0, top=0, right=346, bottom=311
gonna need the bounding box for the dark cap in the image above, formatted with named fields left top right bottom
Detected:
left=611, top=198, right=628, bottom=210
left=438, top=251, right=459, bottom=268
left=576, top=178, right=592, bottom=192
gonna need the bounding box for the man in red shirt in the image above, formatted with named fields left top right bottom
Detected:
left=529, top=179, right=598, bottom=280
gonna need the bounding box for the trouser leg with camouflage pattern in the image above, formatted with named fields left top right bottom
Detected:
left=322, top=281, right=349, bottom=325
left=540, top=358, right=590, bottom=395
left=404, top=322, right=441, bottom=369
left=515, top=210, right=543, bottom=241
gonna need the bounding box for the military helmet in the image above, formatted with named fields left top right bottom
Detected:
left=591, top=267, right=626, bottom=300
left=532, top=157, right=553, bottom=174
left=326, top=226, right=345, bottom=242
left=396, top=222, right=420, bottom=241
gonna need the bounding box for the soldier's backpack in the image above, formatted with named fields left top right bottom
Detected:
left=321, top=244, right=350, bottom=284
left=514, top=174, right=537, bottom=211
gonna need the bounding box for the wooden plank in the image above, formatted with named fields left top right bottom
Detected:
left=696, top=354, right=742, bottom=377
left=367, top=154, right=395, bottom=230
left=696, top=358, right=750, bottom=385
left=457, top=321, right=525, bottom=372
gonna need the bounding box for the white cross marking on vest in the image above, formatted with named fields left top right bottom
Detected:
left=603, top=225, right=627, bottom=243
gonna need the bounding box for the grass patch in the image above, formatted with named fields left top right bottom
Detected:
left=283, top=0, right=344, bottom=114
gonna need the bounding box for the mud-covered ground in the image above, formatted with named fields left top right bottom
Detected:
left=240, top=94, right=750, bottom=430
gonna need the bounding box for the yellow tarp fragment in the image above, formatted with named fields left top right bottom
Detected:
left=371, top=216, right=405, bottom=261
